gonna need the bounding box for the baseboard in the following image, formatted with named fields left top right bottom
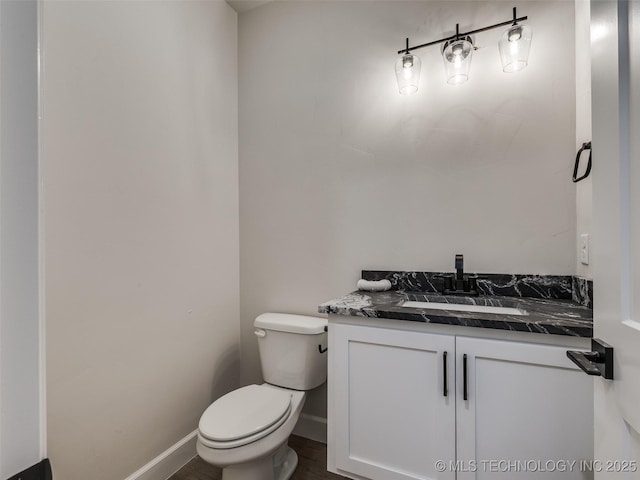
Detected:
left=122, top=415, right=324, bottom=480
left=123, top=430, right=198, bottom=480
left=292, top=413, right=327, bottom=444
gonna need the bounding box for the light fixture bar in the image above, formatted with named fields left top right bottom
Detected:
left=397, top=7, right=527, bottom=55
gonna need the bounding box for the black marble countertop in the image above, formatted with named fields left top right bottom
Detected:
left=318, top=290, right=593, bottom=337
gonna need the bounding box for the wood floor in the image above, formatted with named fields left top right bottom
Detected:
left=169, top=435, right=347, bottom=480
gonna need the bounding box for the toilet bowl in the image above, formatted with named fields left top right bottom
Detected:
left=196, top=313, right=327, bottom=480
left=197, top=384, right=306, bottom=480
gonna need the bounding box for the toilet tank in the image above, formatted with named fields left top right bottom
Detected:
left=254, top=313, right=328, bottom=391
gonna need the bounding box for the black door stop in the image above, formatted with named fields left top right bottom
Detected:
left=567, top=338, right=613, bottom=379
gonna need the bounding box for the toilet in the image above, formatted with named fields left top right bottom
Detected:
left=196, top=313, right=328, bottom=480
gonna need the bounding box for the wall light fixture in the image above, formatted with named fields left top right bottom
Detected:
left=395, top=39, right=422, bottom=95
left=396, top=7, right=532, bottom=94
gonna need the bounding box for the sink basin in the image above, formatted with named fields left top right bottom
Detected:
left=401, top=301, right=527, bottom=316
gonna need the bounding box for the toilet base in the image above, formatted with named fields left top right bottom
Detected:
left=221, top=443, right=298, bottom=480
left=274, top=444, right=298, bottom=480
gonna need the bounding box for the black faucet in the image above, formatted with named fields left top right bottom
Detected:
left=455, top=254, right=465, bottom=291
left=442, top=254, right=479, bottom=296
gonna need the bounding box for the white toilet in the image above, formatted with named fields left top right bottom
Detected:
left=196, top=313, right=328, bottom=480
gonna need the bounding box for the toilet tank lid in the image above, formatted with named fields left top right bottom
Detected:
left=254, top=313, right=327, bottom=334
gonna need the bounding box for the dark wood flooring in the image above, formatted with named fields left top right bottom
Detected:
left=169, top=435, right=346, bottom=480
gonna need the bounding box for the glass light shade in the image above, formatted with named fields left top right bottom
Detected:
left=395, top=53, right=421, bottom=95
left=498, top=24, right=532, bottom=73
left=442, top=38, right=473, bottom=85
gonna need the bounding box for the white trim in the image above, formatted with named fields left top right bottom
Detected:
left=123, top=430, right=198, bottom=480
left=36, top=0, right=46, bottom=459
left=292, top=413, right=327, bottom=444
left=622, top=319, right=640, bottom=333
left=0, top=2, right=42, bottom=475
left=0, top=2, right=4, bottom=470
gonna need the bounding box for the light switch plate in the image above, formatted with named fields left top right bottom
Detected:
left=580, top=233, right=590, bottom=265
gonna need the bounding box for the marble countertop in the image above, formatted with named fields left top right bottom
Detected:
left=318, top=290, right=593, bottom=337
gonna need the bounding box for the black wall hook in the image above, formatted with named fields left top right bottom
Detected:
left=573, top=141, right=592, bottom=183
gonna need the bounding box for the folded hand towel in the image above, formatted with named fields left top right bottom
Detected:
left=356, top=279, right=392, bottom=292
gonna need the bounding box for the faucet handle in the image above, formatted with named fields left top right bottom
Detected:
left=455, top=254, right=464, bottom=270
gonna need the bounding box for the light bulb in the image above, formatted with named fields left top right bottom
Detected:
left=402, top=55, right=414, bottom=80
left=508, top=26, right=523, bottom=42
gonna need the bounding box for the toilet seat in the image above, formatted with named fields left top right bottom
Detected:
left=198, top=385, right=292, bottom=449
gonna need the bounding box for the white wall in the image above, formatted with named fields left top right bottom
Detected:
left=42, top=2, right=239, bottom=479
left=575, top=0, right=592, bottom=279
left=239, top=0, right=576, bottom=420
left=0, top=0, right=42, bottom=477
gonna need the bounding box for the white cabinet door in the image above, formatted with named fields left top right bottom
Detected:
left=456, top=337, right=593, bottom=480
left=332, top=324, right=455, bottom=480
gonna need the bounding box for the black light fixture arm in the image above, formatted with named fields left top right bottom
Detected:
left=397, top=7, right=528, bottom=55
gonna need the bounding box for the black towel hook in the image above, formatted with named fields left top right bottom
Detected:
left=573, top=141, right=592, bottom=183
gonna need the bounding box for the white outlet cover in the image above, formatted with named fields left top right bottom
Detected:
left=580, top=233, right=590, bottom=265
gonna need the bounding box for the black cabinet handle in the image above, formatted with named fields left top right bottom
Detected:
left=443, top=351, right=448, bottom=397
left=463, top=354, right=468, bottom=401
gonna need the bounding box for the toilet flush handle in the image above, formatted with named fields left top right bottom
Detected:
left=254, top=329, right=267, bottom=338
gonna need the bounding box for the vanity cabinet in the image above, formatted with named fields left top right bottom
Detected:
left=331, top=324, right=456, bottom=480
left=328, top=322, right=593, bottom=480
left=455, top=337, right=593, bottom=480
